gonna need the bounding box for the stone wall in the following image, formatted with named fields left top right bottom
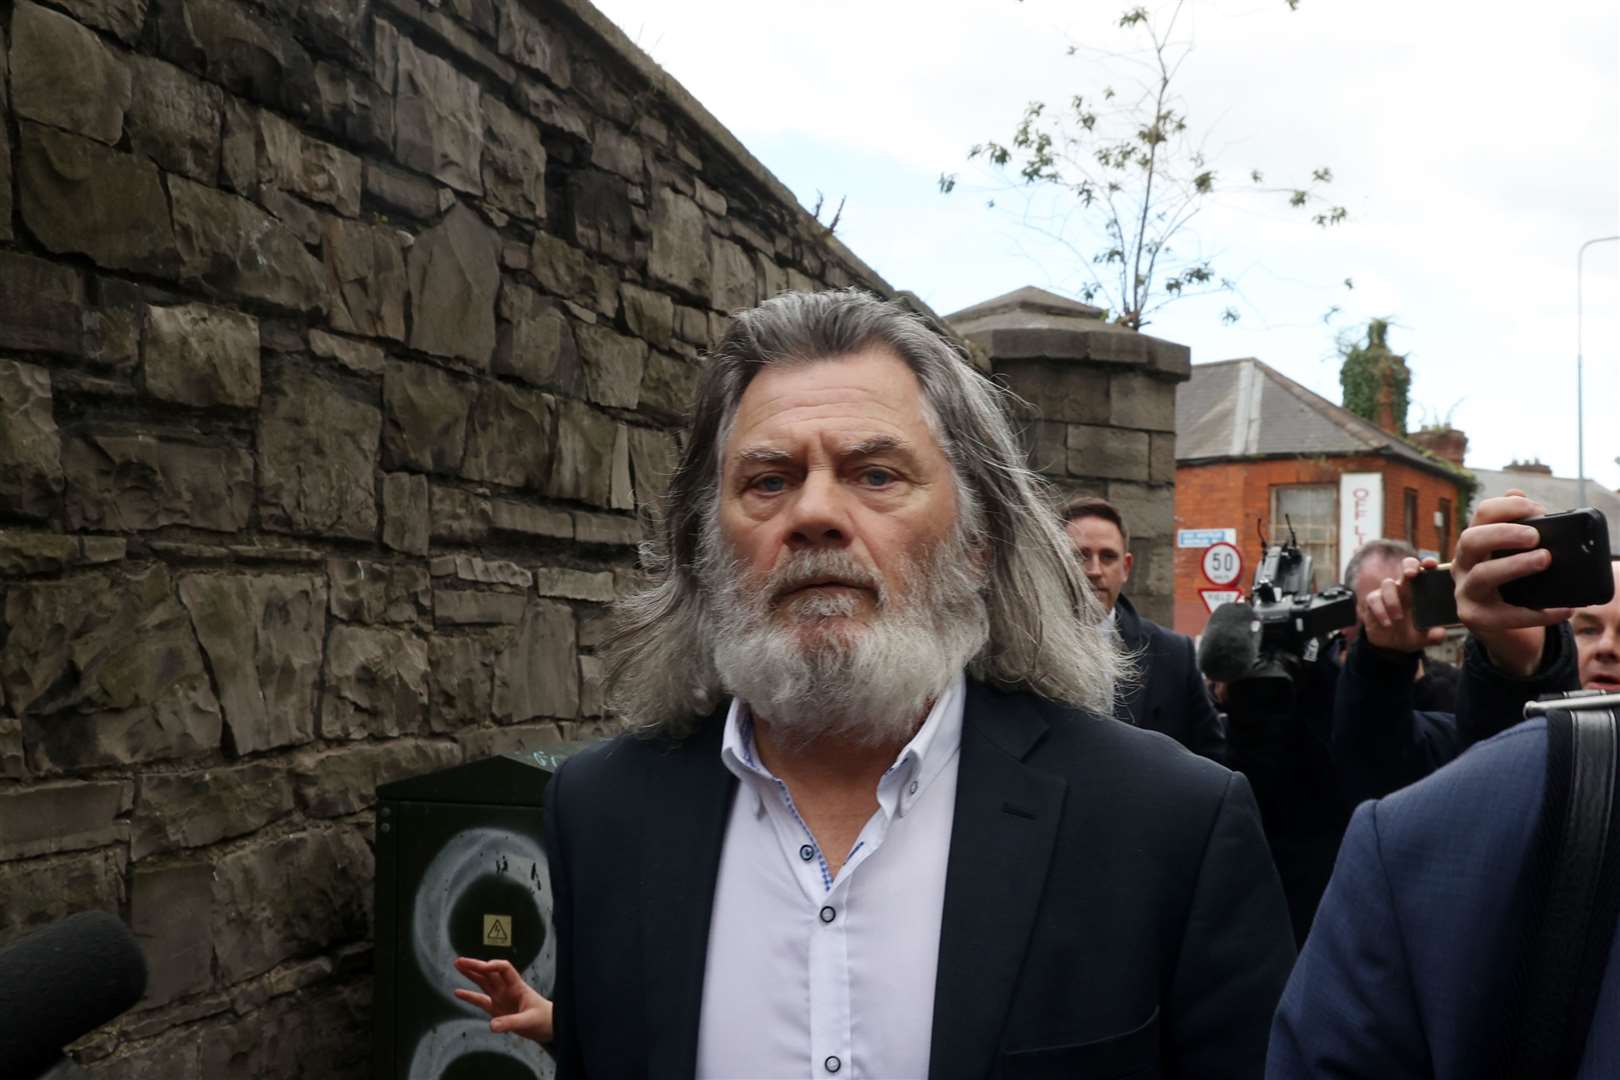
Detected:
left=0, top=0, right=904, bottom=1072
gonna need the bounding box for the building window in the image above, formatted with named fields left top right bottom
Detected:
left=1269, top=484, right=1337, bottom=589
left=1438, top=498, right=1453, bottom=559
left=1404, top=488, right=1419, bottom=544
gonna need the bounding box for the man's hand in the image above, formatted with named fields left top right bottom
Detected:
left=453, top=956, right=554, bottom=1045
left=1452, top=491, right=1572, bottom=677
left=1361, top=556, right=1447, bottom=655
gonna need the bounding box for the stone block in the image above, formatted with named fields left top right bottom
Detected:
left=0, top=115, right=10, bottom=244
left=0, top=359, right=64, bottom=520
left=611, top=429, right=633, bottom=510
left=590, top=123, right=643, bottom=181
left=313, top=60, right=395, bottom=157
left=0, top=848, right=126, bottom=949
left=382, top=472, right=431, bottom=555
left=1105, top=480, right=1175, bottom=540
left=142, top=303, right=261, bottom=409
left=429, top=483, right=491, bottom=544
left=529, top=233, right=619, bottom=317
left=575, top=606, right=614, bottom=649
left=156, top=0, right=317, bottom=120
left=126, top=56, right=223, bottom=183
left=1066, top=423, right=1150, bottom=482
left=130, top=862, right=214, bottom=1007
left=516, top=77, right=588, bottom=141
left=496, top=283, right=581, bottom=392
left=497, top=2, right=570, bottom=86
left=490, top=499, right=572, bottom=540
left=132, top=761, right=292, bottom=860
left=628, top=427, right=680, bottom=509
left=83, top=303, right=142, bottom=371
left=462, top=382, right=555, bottom=490
left=639, top=352, right=701, bottom=421
left=170, top=176, right=329, bottom=315
left=3, top=567, right=223, bottom=771
left=997, top=360, right=1111, bottom=426
left=1108, top=371, right=1177, bottom=433
left=579, top=653, right=606, bottom=716
left=648, top=189, right=712, bottom=300
left=395, top=36, right=482, bottom=194
left=408, top=203, right=500, bottom=367
left=534, top=567, right=615, bottom=602
left=577, top=324, right=647, bottom=408
left=757, top=252, right=789, bottom=300
left=363, top=160, right=439, bottom=221
left=430, top=633, right=493, bottom=731
left=310, top=330, right=386, bottom=377
left=18, top=123, right=177, bottom=276
left=672, top=304, right=708, bottom=346
left=622, top=285, right=675, bottom=349
left=210, top=828, right=373, bottom=984
left=434, top=590, right=528, bottom=626
left=327, top=559, right=430, bottom=624
left=574, top=511, right=640, bottom=547
left=567, top=169, right=634, bottom=263
left=1023, top=419, right=1068, bottom=477
left=0, top=531, right=75, bottom=575
left=257, top=365, right=381, bottom=540
left=253, top=109, right=362, bottom=216
left=53, top=0, right=149, bottom=43
left=292, top=740, right=461, bottom=818
left=383, top=360, right=475, bottom=475
left=322, top=217, right=408, bottom=341
left=431, top=555, right=533, bottom=589
left=482, top=96, right=546, bottom=222
left=177, top=573, right=326, bottom=755
left=1129, top=537, right=1174, bottom=600
left=709, top=236, right=758, bottom=312
left=0, top=780, right=132, bottom=861
left=321, top=625, right=429, bottom=739
left=1149, top=432, right=1177, bottom=485
left=693, top=177, right=726, bottom=217
left=0, top=718, right=27, bottom=781
left=11, top=1, right=132, bottom=145
left=547, top=400, right=620, bottom=507
left=457, top=721, right=564, bottom=759
left=493, top=599, right=578, bottom=721
left=62, top=434, right=253, bottom=533
left=203, top=979, right=369, bottom=1079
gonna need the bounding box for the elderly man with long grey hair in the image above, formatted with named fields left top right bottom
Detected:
left=453, top=289, right=1294, bottom=1080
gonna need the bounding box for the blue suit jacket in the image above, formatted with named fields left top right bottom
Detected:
left=1268, top=717, right=1620, bottom=1078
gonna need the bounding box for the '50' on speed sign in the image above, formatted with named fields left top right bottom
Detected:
left=1201, top=542, right=1243, bottom=586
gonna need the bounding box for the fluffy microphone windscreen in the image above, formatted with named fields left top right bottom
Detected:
left=1197, top=601, right=1262, bottom=683
left=0, top=911, right=147, bottom=1078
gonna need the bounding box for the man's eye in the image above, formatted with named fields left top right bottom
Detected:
left=752, top=475, right=787, bottom=494
left=860, top=468, right=894, bottom=487
left=1577, top=625, right=1600, bottom=637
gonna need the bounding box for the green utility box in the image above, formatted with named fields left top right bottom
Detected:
left=372, top=746, right=593, bottom=1080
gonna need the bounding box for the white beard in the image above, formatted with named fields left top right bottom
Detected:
left=701, top=532, right=990, bottom=749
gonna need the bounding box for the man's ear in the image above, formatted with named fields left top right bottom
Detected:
left=1122, top=551, right=1134, bottom=581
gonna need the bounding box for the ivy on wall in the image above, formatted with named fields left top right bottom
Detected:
left=1339, top=318, right=1411, bottom=435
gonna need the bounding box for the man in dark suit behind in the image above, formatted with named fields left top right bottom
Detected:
left=455, top=290, right=1294, bottom=1079
left=1063, top=496, right=1226, bottom=762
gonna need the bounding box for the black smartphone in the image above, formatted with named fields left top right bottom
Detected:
left=1412, top=568, right=1459, bottom=629
left=1495, top=508, right=1614, bottom=610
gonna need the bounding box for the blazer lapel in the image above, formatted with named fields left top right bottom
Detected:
left=929, top=682, right=1068, bottom=1080
left=639, top=714, right=738, bottom=1080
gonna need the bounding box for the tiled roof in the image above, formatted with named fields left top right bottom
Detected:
left=1471, top=468, right=1620, bottom=550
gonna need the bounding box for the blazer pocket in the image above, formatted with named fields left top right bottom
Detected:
left=997, top=1006, right=1160, bottom=1080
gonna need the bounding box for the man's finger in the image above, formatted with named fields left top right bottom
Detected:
left=1425, top=626, right=1446, bottom=646
left=1469, top=494, right=1548, bottom=528
left=1453, top=523, right=1542, bottom=569
left=1462, top=549, right=1551, bottom=594
left=1367, top=588, right=1392, bottom=629
left=454, top=988, right=494, bottom=1013
left=1379, top=579, right=1407, bottom=625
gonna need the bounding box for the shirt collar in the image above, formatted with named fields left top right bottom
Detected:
left=719, top=672, right=967, bottom=819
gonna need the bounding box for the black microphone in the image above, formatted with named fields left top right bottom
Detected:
left=0, top=910, right=148, bottom=1079
left=1197, top=601, right=1262, bottom=683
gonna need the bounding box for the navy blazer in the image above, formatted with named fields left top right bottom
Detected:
left=546, top=680, right=1295, bottom=1079
left=1113, top=595, right=1227, bottom=763
left=1269, top=715, right=1620, bottom=1078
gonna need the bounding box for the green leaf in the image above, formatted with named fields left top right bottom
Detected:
left=938, top=173, right=958, bottom=194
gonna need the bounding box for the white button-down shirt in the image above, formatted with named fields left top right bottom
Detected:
left=694, top=674, right=965, bottom=1080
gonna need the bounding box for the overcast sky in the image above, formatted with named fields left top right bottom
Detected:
left=593, top=0, right=1620, bottom=492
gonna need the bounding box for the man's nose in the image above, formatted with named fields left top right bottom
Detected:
left=785, top=471, right=850, bottom=548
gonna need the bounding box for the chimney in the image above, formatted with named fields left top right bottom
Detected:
left=1409, top=426, right=1469, bottom=468
left=1504, top=458, right=1554, bottom=476
left=1374, top=377, right=1399, bottom=436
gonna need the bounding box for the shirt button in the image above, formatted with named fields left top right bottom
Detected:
left=908, top=779, right=919, bottom=795
left=824, top=1056, right=842, bottom=1073
left=799, top=843, right=816, bottom=861
left=819, top=905, right=836, bottom=924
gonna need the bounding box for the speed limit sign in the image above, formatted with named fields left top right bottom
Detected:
left=1201, top=542, right=1243, bottom=586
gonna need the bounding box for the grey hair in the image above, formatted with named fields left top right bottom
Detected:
left=1343, top=537, right=1418, bottom=590
left=603, top=289, right=1128, bottom=736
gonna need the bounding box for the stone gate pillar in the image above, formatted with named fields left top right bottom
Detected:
left=945, top=287, right=1191, bottom=626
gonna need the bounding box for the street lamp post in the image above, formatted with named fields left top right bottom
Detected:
left=1578, top=235, right=1619, bottom=507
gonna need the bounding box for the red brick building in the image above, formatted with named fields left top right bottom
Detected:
left=1172, top=359, right=1469, bottom=635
